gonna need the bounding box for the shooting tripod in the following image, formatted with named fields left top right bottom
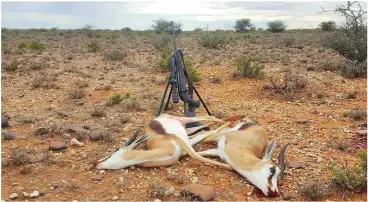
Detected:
left=156, top=22, right=212, bottom=123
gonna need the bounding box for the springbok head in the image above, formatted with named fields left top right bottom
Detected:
left=94, top=126, right=150, bottom=170
left=246, top=140, right=290, bottom=197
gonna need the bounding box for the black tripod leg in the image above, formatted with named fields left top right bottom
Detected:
left=164, top=86, right=173, bottom=111
left=156, top=79, right=171, bottom=117
left=192, top=86, right=212, bottom=116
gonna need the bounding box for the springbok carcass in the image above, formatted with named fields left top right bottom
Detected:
left=194, top=117, right=290, bottom=197
left=94, top=114, right=237, bottom=170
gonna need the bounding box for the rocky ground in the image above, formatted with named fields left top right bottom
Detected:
left=1, top=29, right=367, bottom=201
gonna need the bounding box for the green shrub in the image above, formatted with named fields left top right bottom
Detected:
left=87, top=40, right=99, bottom=52
left=321, top=2, right=366, bottom=76
left=4, top=59, right=19, bottom=71
left=328, top=150, right=367, bottom=192
left=2, top=43, right=8, bottom=52
left=28, top=41, right=45, bottom=52
left=18, top=41, right=28, bottom=49
left=106, top=92, right=130, bottom=106
left=121, top=27, right=132, bottom=32
left=70, top=89, right=85, bottom=99
left=320, top=21, right=337, bottom=31
left=198, top=30, right=231, bottom=48
left=282, top=36, right=296, bottom=47
left=152, top=19, right=182, bottom=34
left=233, top=56, right=265, bottom=78
left=187, top=62, right=200, bottom=82
left=267, top=20, right=287, bottom=33
left=342, top=108, right=366, bottom=120
left=152, top=34, right=171, bottom=50
left=234, top=18, right=254, bottom=33
left=103, top=50, right=127, bottom=61
left=157, top=47, right=173, bottom=71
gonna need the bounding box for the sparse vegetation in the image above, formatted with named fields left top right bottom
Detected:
left=18, top=41, right=27, bottom=49
left=87, top=39, right=100, bottom=52
left=91, top=107, right=106, bottom=117
left=343, top=108, right=366, bottom=120
left=328, top=150, right=367, bottom=192
left=156, top=47, right=173, bottom=71
left=234, top=18, right=254, bottom=32
left=344, top=90, right=359, bottom=99
left=300, top=181, right=327, bottom=200
left=70, top=89, right=85, bottom=99
left=267, top=20, right=287, bottom=33
left=198, top=29, right=232, bottom=49
left=3, top=59, right=19, bottom=71
left=7, top=149, right=30, bottom=166
left=320, top=21, right=337, bottom=31
left=152, top=34, right=171, bottom=50
left=148, top=181, right=169, bottom=199
left=106, top=92, right=130, bottom=106
left=152, top=19, right=182, bottom=34
left=187, top=66, right=201, bottom=82
left=282, top=36, right=296, bottom=47
left=233, top=56, right=265, bottom=78
left=28, top=41, right=46, bottom=52
left=321, top=2, right=366, bottom=78
left=264, top=67, right=308, bottom=100
left=103, top=50, right=127, bottom=61
left=333, top=140, right=349, bottom=151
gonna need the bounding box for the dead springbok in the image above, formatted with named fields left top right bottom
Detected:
left=195, top=117, right=290, bottom=197
left=94, top=114, right=234, bottom=170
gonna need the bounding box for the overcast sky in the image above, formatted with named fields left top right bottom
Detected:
left=1, top=1, right=366, bottom=30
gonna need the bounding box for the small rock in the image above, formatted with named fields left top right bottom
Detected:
left=56, top=111, right=69, bottom=117
left=30, top=191, right=39, bottom=198
left=4, top=130, right=15, bottom=140
left=112, top=196, right=119, bottom=201
left=153, top=199, right=161, bottom=202
left=35, top=127, right=48, bottom=136
left=72, top=200, right=78, bottom=202
left=182, top=184, right=216, bottom=201
left=89, top=130, right=106, bottom=141
left=49, top=141, right=68, bottom=151
left=356, top=130, right=367, bottom=136
left=100, top=170, right=105, bottom=174
left=192, top=176, right=199, bottom=184
left=92, top=177, right=103, bottom=181
left=22, top=192, right=29, bottom=198
left=65, top=126, right=90, bottom=140
left=70, top=138, right=84, bottom=146
left=9, top=193, right=18, bottom=200
left=2, top=116, right=10, bottom=128
left=119, top=176, right=124, bottom=183
left=123, top=123, right=132, bottom=132
left=288, top=161, right=303, bottom=169
left=75, top=100, right=84, bottom=106
left=295, top=120, right=309, bottom=124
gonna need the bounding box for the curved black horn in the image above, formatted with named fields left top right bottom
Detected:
left=124, top=126, right=143, bottom=146
left=277, top=143, right=290, bottom=180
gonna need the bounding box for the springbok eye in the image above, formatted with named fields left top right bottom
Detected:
left=270, top=167, right=276, bottom=175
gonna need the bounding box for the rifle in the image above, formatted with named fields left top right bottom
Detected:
left=156, top=21, right=212, bottom=124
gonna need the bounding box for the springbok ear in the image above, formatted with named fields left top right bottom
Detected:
left=263, top=140, right=276, bottom=161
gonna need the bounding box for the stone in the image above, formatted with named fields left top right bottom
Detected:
left=89, top=130, right=106, bottom=141
left=192, top=176, right=199, bottom=184
left=65, top=126, right=90, bottom=140
left=4, top=130, right=15, bottom=140
left=35, top=127, right=48, bottom=136
left=9, top=193, right=18, bottom=200
left=56, top=111, right=69, bottom=117
left=92, top=176, right=103, bottom=181
left=49, top=141, right=68, bottom=151
left=21, top=192, right=29, bottom=198
left=289, top=161, right=303, bottom=169
left=2, top=116, right=10, bottom=128
left=100, top=170, right=105, bottom=174
left=119, top=176, right=124, bottom=183
left=282, top=191, right=293, bottom=200
left=30, top=191, right=39, bottom=198
left=112, top=196, right=119, bottom=201
left=164, top=185, right=175, bottom=197
left=356, top=130, right=367, bottom=136
left=295, top=120, right=309, bottom=124
left=153, top=199, right=161, bottom=202
left=182, top=184, right=216, bottom=201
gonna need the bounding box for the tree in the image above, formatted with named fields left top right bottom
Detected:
left=121, top=27, right=132, bottom=32
left=234, top=18, right=254, bottom=32
left=319, top=21, right=337, bottom=31
left=267, top=20, right=287, bottom=32
left=320, top=1, right=367, bottom=78
left=152, top=19, right=182, bottom=34
left=82, top=24, right=95, bottom=38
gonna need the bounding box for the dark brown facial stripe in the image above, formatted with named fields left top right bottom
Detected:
left=148, top=120, right=166, bottom=134
left=239, top=122, right=257, bottom=130
left=267, top=174, right=273, bottom=187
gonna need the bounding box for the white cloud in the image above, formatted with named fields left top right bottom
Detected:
left=2, top=12, right=73, bottom=24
